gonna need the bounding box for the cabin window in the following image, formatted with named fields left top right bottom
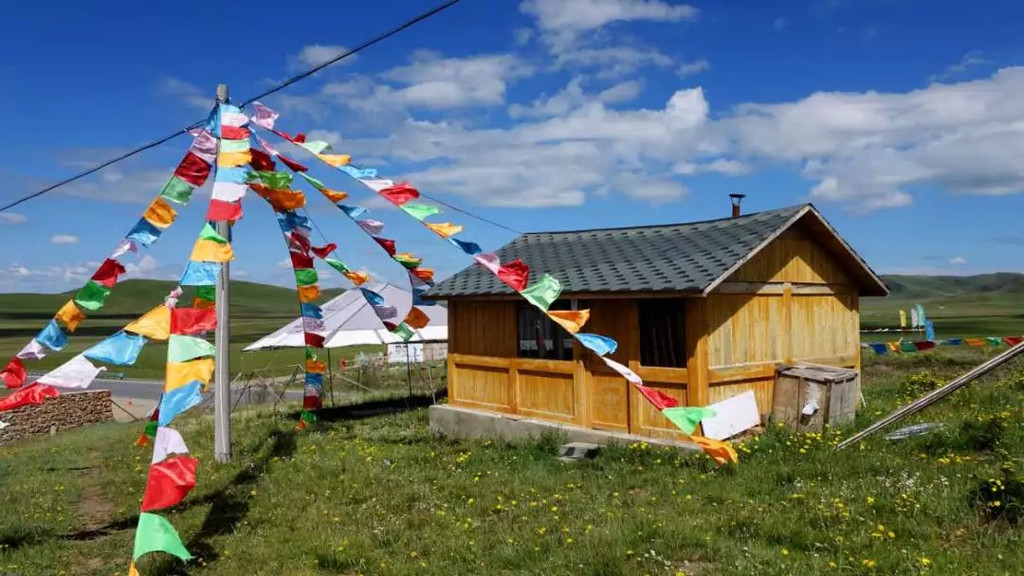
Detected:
left=516, top=300, right=574, bottom=360
left=638, top=299, right=687, bottom=368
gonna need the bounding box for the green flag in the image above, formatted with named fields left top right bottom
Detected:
left=900, top=341, right=918, bottom=353
left=197, top=223, right=228, bottom=244
left=144, top=419, right=158, bottom=438
left=324, top=258, right=350, bottom=274
left=167, top=334, right=215, bottom=363
left=195, top=285, right=216, bottom=302
left=393, top=254, right=422, bottom=269
left=520, top=273, right=562, bottom=311
left=392, top=322, right=415, bottom=342
left=299, top=141, right=332, bottom=154
left=986, top=337, right=1003, bottom=346
left=74, top=280, right=111, bottom=312
left=159, top=177, right=194, bottom=205
left=300, top=409, right=317, bottom=423
left=252, top=170, right=293, bottom=190
left=133, top=512, right=192, bottom=562
left=400, top=202, right=441, bottom=221
left=294, top=268, right=319, bottom=286
left=661, top=407, right=716, bottom=435
left=305, top=346, right=316, bottom=360
left=297, top=172, right=326, bottom=191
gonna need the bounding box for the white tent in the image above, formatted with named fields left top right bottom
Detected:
left=243, top=283, right=447, bottom=351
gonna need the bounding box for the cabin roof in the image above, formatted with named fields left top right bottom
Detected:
left=424, top=204, right=889, bottom=299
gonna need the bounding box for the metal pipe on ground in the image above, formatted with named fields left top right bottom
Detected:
left=835, top=341, right=1024, bottom=450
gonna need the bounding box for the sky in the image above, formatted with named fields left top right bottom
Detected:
left=1, top=0, right=1023, bottom=294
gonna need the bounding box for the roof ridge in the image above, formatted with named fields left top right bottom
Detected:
left=515, top=204, right=810, bottom=236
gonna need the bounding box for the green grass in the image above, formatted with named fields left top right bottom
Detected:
left=1, top=348, right=1022, bottom=575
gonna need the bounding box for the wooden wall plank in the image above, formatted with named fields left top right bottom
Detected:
left=685, top=299, right=709, bottom=408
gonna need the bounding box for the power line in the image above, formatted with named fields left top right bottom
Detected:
left=0, top=0, right=464, bottom=215
left=419, top=192, right=522, bottom=235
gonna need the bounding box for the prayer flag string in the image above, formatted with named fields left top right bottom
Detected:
left=254, top=104, right=734, bottom=465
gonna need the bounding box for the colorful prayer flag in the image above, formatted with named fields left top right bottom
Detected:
left=165, top=359, right=215, bottom=391
left=55, top=300, right=86, bottom=332
left=520, top=273, right=562, bottom=311
left=167, top=335, right=215, bottom=363
left=0, top=384, right=59, bottom=412
left=126, top=219, right=162, bottom=247
left=141, top=455, right=199, bottom=512
left=690, top=436, right=739, bottom=465
left=425, top=222, right=463, bottom=238
left=298, top=285, right=321, bottom=303
left=448, top=237, right=482, bottom=255
left=401, top=202, right=440, bottom=221
left=82, top=332, right=147, bottom=366
left=36, top=320, right=68, bottom=351
left=546, top=309, right=590, bottom=334
left=575, top=333, right=618, bottom=357
left=403, top=307, right=430, bottom=329
left=157, top=381, right=204, bottom=426
left=143, top=197, right=177, bottom=229
left=661, top=406, right=716, bottom=435
left=180, top=261, right=220, bottom=286
left=74, top=280, right=111, bottom=312
left=637, top=386, right=680, bottom=410
left=496, top=259, right=529, bottom=291
left=169, top=308, right=217, bottom=335
left=159, top=177, right=194, bottom=204
left=190, top=238, right=234, bottom=262
left=206, top=199, right=243, bottom=222
left=132, top=512, right=193, bottom=562
left=126, top=305, right=171, bottom=340
left=294, top=268, right=318, bottom=286
left=378, top=182, right=420, bottom=205
left=91, top=259, right=127, bottom=288
left=1, top=358, right=27, bottom=389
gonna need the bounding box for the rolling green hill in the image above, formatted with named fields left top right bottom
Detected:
left=862, top=273, right=1024, bottom=337
left=0, top=279, right=343, bottom=320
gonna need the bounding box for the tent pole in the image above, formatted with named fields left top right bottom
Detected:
left=326, top=347, right=336, bottom=407
left=406, top=343, right=413, bottom=399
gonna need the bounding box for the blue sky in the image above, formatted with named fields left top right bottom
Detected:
left=1, top=0, right=1023, bottom=294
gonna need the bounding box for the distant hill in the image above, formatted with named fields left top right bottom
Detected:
left=880, top=273, right=1024, bottom=300
left=0, top=279, right=344, bottom=320
left=863, top=273, right=1024, bottom=336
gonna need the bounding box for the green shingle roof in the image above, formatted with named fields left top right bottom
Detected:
left=426, top=205, right=822, bottom=299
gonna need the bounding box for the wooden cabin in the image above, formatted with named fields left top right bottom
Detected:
left=423, top=204, right=888, bottom=441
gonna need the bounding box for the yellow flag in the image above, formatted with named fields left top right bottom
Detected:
left=425, top=222, right=463, bottom=238
left=898, top=310, right=907, bottom=328
left=690, top=436, right=738, bottom=465
left=143, top=197, right=177, bottom=229
left=165, top=358, right=215, bottom=392
left=319, top=188, right=348, bottom=203
left=55, top=300, right=86, bottom=332
left=306, top=359, right=327, bottom=373
left=217, top=150, right=251, bottom=167
left=343, top=271, right=370, bottom=286
left=316, top=153, right=351, bottom=167
left=128, top=562, right=141, bottom=576
left=190, top=238, right=234, bottom=263
left=125, top=305, right=171, bottom=341
left=298, top=285, right=321, bottom=303
left=546, top=309, right=590, bottom=334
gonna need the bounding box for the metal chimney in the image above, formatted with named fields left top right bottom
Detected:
left=729, top=193, right=746, bottom=218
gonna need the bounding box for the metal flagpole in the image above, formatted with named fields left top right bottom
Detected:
left=213, top=83, right=232, bottom=463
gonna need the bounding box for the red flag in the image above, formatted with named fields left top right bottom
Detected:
left=278, top=154, right=308, bottom=172
left=914, top=341, right=937, bottom=351
left=303, top=395, right=322, bottom=410
left=293, top=133, right=307, bottom=143
left=638, top=386, right=681, bottom=410
left=289, top=231, right=311, bottom=252
left=305, top=332, right=325, bottom=348
left=290, top=252, right=314, bottom=269
left=91, top=259, right=127, bottom=288
left=0, top=384, right=59, bottom=411
left=1004, top=336, right=1023, bottom=347
left=497, top=259, right=530, bottom=291
left=140, top=455, right=199, bottom=512
left=379, top=183, right=419, bottom=206
left=1, top=357, right=27, bottom=389
left=221, top=126, right=250, bottom=140
left=311, top=243, right=336, bottom=259
left=174, top=152, right=212, bottom=186
left=373, top=237, right=397, bottom=256
left=170, top=308, right=217, bottom=335
left=207, top=199, right=243, bottom=222
left=249, top=149, right=276, bottom=171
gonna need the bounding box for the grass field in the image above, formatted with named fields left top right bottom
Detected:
left=1, top=348, right=1022, bottom=575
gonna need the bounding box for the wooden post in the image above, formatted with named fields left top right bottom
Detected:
left=781, top=283, right=793, bottom=364
left=685, top=298, right=709, bottom=408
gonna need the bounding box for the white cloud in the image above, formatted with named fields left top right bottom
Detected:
left=51, top=234, right=79, bottom=245
left=721, top=67, right=1024, bottom=209
left=289, top=44, right=353, bottom=71
left=0, top=213, right=26, bottom=225
left=949, top=256, right=967, bottom=266
left=522, top=0, right=698, bottom=48
left=508, top=77, right=642, bottom=119
left=554, top=46, right=675, bottom=77
left=929, top=50, right=987, bottom=84
left=157, top=77, right=210, bottom=110
left=677, top=58, right=709, bottom=77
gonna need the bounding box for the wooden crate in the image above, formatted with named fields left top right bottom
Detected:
left=772, top=364, right=860, bottom=432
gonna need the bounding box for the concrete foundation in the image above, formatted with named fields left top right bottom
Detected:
left=429, top=404, right=701, bottom=452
